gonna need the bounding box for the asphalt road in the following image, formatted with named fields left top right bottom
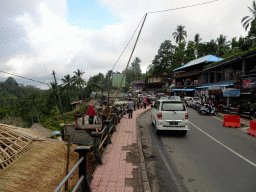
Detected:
left=139, top=108, right=256, bottom=192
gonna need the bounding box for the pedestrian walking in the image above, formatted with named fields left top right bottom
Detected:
left=127, top=98, right=134, bottom=119
left=137, top=97, right=140, bottom=109
left=86, top=104, right=96, bottom=124
left=102, top=100, right=108, bottom=129
left=143, top=97, right=147, bottom=109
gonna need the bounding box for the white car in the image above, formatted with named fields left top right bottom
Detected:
left=151, top=99, right=189, bottom=135
left=187, top=97, right=201, bottom=107
left=170, top=96, right=181, bottom=101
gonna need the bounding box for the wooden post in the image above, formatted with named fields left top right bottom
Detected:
left=74, top=115, right=78, bottom=128
left=91, top=132, right=102, bottom=164
left=82, top=113, right=85, bottom=125
left=104, top=120, right=112, bottom=145
left=74, top=146, right=92, bottom=192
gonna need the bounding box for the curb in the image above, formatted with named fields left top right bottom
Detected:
left=136, top=108, right=152, bottom=192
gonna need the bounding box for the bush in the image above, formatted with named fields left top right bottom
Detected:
left=250, top=102, right=256, bottom=109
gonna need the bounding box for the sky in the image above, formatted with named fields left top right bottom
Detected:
left=0, top=0, right=252, bottom=89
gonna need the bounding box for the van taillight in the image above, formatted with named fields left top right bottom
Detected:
left=157, top=113, right=162, bottom=119
left=185, top=113, right=188, bottom=119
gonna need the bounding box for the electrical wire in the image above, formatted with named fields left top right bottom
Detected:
left=0, top=70, right=50, bottom=85
left=111, top=14, right=146, bottom=71
left=148, top=0, right=221, bottom=13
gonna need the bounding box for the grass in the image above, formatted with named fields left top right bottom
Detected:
left=40, top=114, right=75, bottom=132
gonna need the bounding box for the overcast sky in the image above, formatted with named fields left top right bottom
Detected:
left=0, top=0, right=252, bottom=89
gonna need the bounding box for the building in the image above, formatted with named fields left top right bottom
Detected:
left=171, top=55, right=223, bottom=97
left=131, top=80, right=145, bottom=91
left=199, top=50, right=256, bottom=107
left=144, top=71, right=171, bottom=92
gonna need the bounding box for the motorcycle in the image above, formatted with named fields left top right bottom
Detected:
left=199, top=106, right=217, bottom=116
left=222, top=105, right=237, bottom=114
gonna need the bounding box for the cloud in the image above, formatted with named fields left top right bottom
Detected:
left=0, top=0, right=252, bottom=89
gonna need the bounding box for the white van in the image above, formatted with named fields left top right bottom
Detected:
left=151, top=99, right=189, bottom=135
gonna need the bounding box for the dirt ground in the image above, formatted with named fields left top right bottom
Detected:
left=0, top=138, right=80, bottom=192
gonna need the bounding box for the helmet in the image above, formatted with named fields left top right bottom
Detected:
left=103, top=100, right=107, bottom=104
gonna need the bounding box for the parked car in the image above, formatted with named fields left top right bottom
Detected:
left=150, top=96, right=156, bottom=101
left=151, top=99, right=189, bottom=135
left=187, top=97, right=201, bottom=107
left=170, top=96, right=181, bottom=101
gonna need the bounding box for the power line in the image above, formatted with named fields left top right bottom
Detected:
left=148, top=0, right=221, bottom=13
left=0, top=70, right=50, bottom=85
left=111, top=14, right=146, bottom=71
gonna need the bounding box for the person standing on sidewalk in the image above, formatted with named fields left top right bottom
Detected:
left=127, top=98, right=134, bottom=119
left=102, top=100, right=108, bottom=129
left=137, top=97, right=140, bottom=109
left=86, top=104, right=96, bottom=124
left=143, top=97, right=147, bottom=109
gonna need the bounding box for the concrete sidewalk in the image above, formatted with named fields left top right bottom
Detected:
left=90, top=106, right=151, bottom=192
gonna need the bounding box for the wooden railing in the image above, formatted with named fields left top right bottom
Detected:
left=54, top=107, right=129, bottom=192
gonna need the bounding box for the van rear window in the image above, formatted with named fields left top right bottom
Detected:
left=162, top=102, right=186, bottom=111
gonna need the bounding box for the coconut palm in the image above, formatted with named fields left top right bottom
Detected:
left=241, top=0, right=256, bottom=31
left=61, top=74, right=75, bottom=110
left=194, top=33, right=202, bottom=46
left=216, top=34, right=229, bottom=56
left=172, top=25, right=187, bottom=44
left=73, top=69, right=86, bottom=100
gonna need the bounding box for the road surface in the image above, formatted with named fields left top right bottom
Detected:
left=138, top=108, right=256, bottom=192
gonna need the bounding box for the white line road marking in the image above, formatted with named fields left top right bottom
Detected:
left=241, top=127, right=250, bottom=130
left=212, top=116, right=222, bottom=121
left=189, top=121, right=256, bottom=168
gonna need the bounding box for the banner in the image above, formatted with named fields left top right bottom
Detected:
left=242, top=77, right=256, bottom=89
left=112, top=73, right=126, bottom=88
left=223, top=89, right=240, bottom=97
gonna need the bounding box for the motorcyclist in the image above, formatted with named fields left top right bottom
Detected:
left=206, top=102, right=212, bottom=114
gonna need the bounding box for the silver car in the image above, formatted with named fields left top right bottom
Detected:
left=151, top=99, right=189, bottom=135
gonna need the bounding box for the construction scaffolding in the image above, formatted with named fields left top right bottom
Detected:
left=0, top=123, right=45, bottom=170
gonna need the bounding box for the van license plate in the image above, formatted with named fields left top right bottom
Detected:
left=169, top=122, right=178, bottom=125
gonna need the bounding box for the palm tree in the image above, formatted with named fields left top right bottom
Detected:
left=49, top=82, right=60, bottom=117
left=61, top=74, right=75, bottom=110
left=241, top=0, right=256, bottom=31
left=216, top=34, right=229, bottom=57
left=172, top=25, right=187, bottom=44
left=194, top=33, right=202, bottom=46
left=73, top=69, right=86, bottom=100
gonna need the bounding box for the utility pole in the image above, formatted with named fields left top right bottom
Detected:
left=52, top=71, right=70, bottom=191
left=107, top=70, right=111, bottom=114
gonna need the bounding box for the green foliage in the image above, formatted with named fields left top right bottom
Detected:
left=251, top=102, right=256, bottom=109
left=0, top=116, right=25, bottom=128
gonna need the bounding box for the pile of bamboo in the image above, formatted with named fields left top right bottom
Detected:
left=0, top=123, right=45, bottom=170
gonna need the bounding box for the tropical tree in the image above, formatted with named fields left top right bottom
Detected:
left=172, top=25, right=187, bottom=44
left=130, top=57, right=142, bottom=79
left=61, top=74, right=75, bottom=110
left=73, top=69, right=86, bottom=100
left=194, top=33, right=202, bottom=46
left=241, top=0, right=256, bottom=31
left=216, top=34, right=230, bottom=57
left=194, top=33, right=202, bottom=58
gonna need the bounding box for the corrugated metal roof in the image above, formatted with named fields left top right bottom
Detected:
left=173, top=55, right=223, bottom=71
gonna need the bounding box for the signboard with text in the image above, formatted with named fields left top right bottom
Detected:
left=242, top=77, right=256, bottom=89
left=112, top=73, right=126, bottom=88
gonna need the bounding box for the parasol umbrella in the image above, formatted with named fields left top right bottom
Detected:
left=51, top=131, right=61, bottom=135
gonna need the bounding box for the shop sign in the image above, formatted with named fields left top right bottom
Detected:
left=242, top=77, right=256, bottom=89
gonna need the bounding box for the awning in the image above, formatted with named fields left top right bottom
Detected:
left=173, top=89, right=195, bottom=91
left=196, top=83, right=233, bottom=89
